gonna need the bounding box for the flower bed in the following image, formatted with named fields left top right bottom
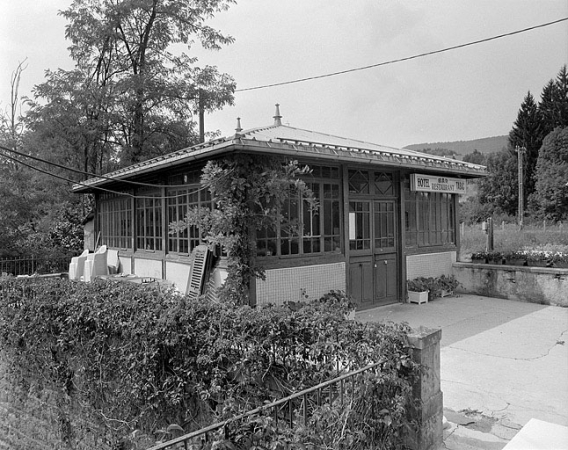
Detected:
left=470, top=250, right=568, bottom=268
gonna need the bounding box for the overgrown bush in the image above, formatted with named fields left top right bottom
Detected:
left=0, top=278, right=418, bottom=449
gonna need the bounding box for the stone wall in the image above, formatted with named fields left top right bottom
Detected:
left=453, top=262, right=568, bottom=307
left=406, top=327, right=443, bottom=450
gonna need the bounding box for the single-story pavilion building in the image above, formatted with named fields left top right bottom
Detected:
left=73, top=106, right=486, bottom=308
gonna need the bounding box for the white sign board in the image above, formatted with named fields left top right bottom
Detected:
left=410, top=174, right=466, bottom=194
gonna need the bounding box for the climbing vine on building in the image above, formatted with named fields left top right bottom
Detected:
left=170, top=154, right=315, bottom=304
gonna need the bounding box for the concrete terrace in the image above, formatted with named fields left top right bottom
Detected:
left=356, top=294, right=568, bottom=450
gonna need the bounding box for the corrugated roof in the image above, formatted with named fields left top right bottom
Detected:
left=73, top=122, right=486, bottom=193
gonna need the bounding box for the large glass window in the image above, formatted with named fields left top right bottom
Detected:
left=136, top=191, right=162, bottom=251
left=257, top=166, right=341, bottom=257
left=405, top=183, right=455, bottom=247
left=98, top=194, right=132, bottom=249
left=167, top=184, right=212, bottom=255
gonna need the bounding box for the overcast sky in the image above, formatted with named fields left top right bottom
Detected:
left=1, top=0, right=567, bottom=148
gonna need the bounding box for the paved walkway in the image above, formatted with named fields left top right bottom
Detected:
left=356, top=294, right=568, bottom=450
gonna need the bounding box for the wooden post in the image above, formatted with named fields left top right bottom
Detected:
left=516, top=146, right=526, bottom=230
left=198, top=90, right=205, bottom=144
left=486, top=217, right=494, bottom=252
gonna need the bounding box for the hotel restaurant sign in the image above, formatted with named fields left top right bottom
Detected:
left=410, top=174, right=466, bottom=194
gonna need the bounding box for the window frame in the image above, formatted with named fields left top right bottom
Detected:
left=166, top=171, right=213, bottom=256
left=135, top=190, right=163, bottom=252
left=97, top=193, right=132, bottom=250
left=256, top=165, right=342, bottom=258
left=404, top=183, right=456, bottom=248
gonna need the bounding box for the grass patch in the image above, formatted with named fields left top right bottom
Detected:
left=460, top=223, right=568, bottom=259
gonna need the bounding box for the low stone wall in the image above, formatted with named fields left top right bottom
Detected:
left=453, top=262, right=568, bottom=307
left=406, top=327, right=443, bottom=450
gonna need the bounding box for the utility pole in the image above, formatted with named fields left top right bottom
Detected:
left=198, top=89, right=205, bottom=144
left=516, top=145, right=526, bottom=229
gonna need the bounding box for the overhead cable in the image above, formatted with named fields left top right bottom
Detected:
left=0, top=148, right=210, bottom=200
left=0, top=143, right=196, bottom=189
left=236, top=17, right=568, bottom=92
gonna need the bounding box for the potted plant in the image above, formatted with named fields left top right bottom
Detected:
left=407, top=275, right=460, bottom=303
left=487, top=251, right=505, bottom=265
left=407, top=278, right=429, bottom=304
left=551, top=252, right=568, bottom=268
left=503, top=251, right=527, bottom=266
left=525, top=250, right=552, bottom=268
left=471, top=251, right=488, bottom=264
left=433, top=274, right=459, bottom=298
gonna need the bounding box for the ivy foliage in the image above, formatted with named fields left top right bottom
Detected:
left=170, top=154, right=315, bottom=304
left=0, top=278, right=418, bottom=449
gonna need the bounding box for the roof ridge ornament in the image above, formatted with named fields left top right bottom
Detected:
left=235, top=117, right=243, bottom=137
left=273, top=103, right=282, bottom=126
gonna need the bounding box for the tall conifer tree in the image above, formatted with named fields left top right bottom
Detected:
left=508, top=92, right=544, bottom=206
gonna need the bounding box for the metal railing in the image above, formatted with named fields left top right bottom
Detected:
left=0, top=253, right=75, bottom=277
left=147, top=361, right=381, bottom=450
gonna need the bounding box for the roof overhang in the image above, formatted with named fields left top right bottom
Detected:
left=73, top=135, right=487, bottom=194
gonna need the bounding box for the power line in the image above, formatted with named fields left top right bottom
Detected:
left=0, top=143, right=195, bottom=189
left=0, top=147, right=210, bottom=200
left=236, top=17, right=568, bottom=92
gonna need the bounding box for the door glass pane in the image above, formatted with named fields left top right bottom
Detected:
left=374, top=201, right=395, bottom=250
left=349, top=202, right=370, bottom=250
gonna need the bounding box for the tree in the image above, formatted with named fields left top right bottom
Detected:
left=508, top=91, right=544, bottom=205
left=539, top=65, right=568, bottom=136
left=477, top=149, right=518, bottom=217
left=463, top=149, right=486, bottom=165
left=530, top=127, right=568, bottom=221
left=58, top=0, right=236, bottom=165
left=0, top=61, right=39, bottom=257
left=26, top=68, right=117, bottom=178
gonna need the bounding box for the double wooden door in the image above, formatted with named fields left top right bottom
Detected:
left=348, top=200, right=398, bottom=307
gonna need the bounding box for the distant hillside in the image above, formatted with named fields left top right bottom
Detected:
left=404, top=135, right=508, bottom=158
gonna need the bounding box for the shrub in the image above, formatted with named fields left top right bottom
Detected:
left=0, top=278, right=418, bottom=449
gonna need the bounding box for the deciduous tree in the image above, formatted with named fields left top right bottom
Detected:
left=462, top=149, right=486, bottom=165
left=477, top=149, right=518, bottom=217
left=530, top=127, right=568, bottom=221
left=58, top=0, right=236, bottom=165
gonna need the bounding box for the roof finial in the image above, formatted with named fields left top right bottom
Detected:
left=235, top=117, right=242, bottom=136
left=273, top=103, right=282, bottom=126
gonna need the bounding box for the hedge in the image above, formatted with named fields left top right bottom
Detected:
left=0, top=278, right=418, bottom=449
